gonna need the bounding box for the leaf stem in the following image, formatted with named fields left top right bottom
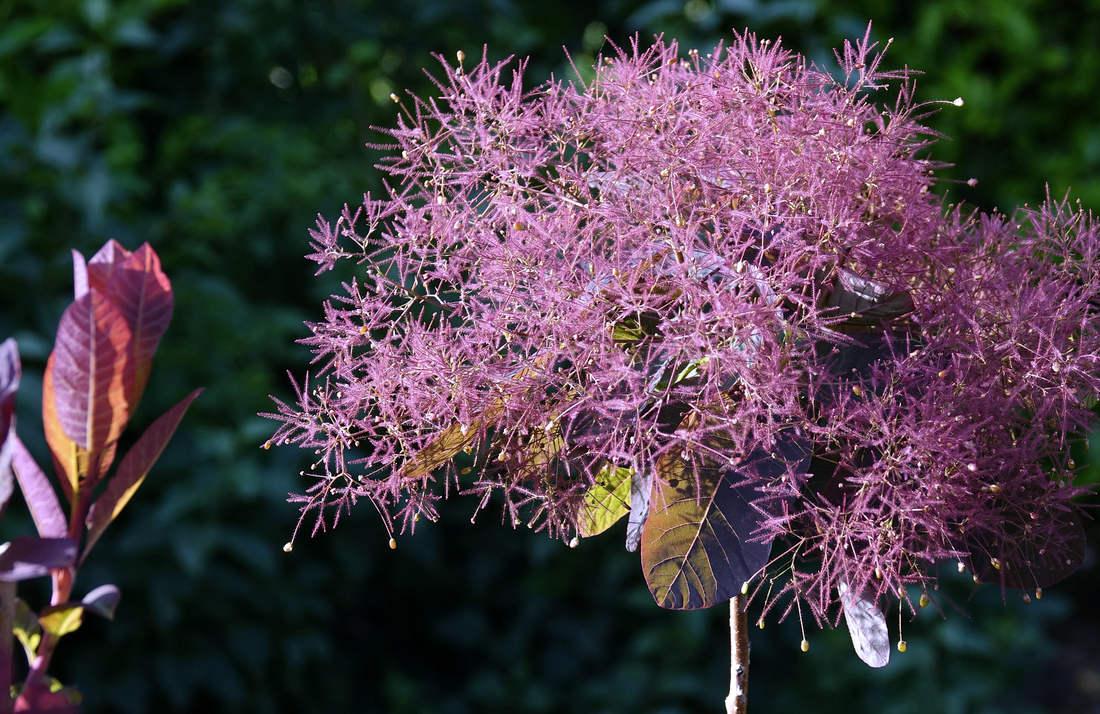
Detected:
left=0, top=581, right=14, bottom=714
left=725, top=595, right=749, bottom=714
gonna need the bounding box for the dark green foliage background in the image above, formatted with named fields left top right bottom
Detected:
left=1, top=1, right=1098, bottom=712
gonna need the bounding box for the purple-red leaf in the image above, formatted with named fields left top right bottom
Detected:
left=71, top=250, right=88, bottom=299
left=81, top=584, right=120, bottom=620
left=0, top=338, right=20, bottom=512
left=85, top=388, right=202, bottom=554
left=9, top=435, right=67, bottom=538
left=0, top=537, right=77, bottom=582
left=87, top=241, right=173, bottom=407
left=50, top=290, right=133, bottom=452
left=0, top=338, right=19, bottom=437
left=42, top=356, right=80, bottom=500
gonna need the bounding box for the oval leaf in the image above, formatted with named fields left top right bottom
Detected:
left=0, top=339, right=19, bottom=511
left=84, top=389, right=202, bottom=554
left=50, top=290, right=133, bottom=451
left=0, top=537, right=77, bottom=582
left=839, top=581, right=890, bottom=668
left=9, top=435, right=68, bottom=538
left=81, top=584, right=120, bottom=620
left=578, top=464, right=631, bottom=538
left=42, top=355, right=82, bottom=499
left=88, top=241, right=173, bottom=407
left=0, top=337, right=20, bottom=440
left=640, top=456, right=772, bottom=610
left=38, top=604, right=83, bottom=638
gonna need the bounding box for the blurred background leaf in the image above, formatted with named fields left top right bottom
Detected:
left=0, top=0, right=1097, bottom=712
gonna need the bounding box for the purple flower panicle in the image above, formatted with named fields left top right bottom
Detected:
left=266, top=28, right=1098, bottom=629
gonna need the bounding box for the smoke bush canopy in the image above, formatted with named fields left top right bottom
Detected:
left=267, top=28, right=1099, bottom=652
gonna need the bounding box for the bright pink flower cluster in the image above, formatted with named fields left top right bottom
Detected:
left=267, top=29, right=1098, bottom=634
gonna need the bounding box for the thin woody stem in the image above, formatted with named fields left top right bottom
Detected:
left=724, top=595, right=749, bottom=714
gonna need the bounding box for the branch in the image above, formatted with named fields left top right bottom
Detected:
left=725, top=595, right=749, bottom=714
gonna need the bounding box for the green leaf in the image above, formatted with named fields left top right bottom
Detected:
left=38, top=604, right=84, bottom=638
left=578, top=464, right=631, bottom=537
left=649, top=356, right=709, bottom=393
left=14, top=598, right=41, bottom=664
left=639, top=452, right=772, bottom=610
left=611, top=322, right=646, bottom=343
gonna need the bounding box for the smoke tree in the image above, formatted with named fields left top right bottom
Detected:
left=1, top=241, right=200, bottom=711
left=267, top=28, right=1098, bottom=711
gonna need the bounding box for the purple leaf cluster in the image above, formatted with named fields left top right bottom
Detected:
left=267, top=30, right=1099, bottom=630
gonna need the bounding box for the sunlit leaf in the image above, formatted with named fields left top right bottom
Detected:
left=0, top=338, right=20, bottom=513
left=49, top=290, right=133, bottom=452
left=84, top=389, right=202, bottom=555
left=611, top=321, right=647, bottom=343
left=400, top=412, right=497, bottom=481
left=625, top=469, right=652, bottom=552
left=70, top=249, right=88, bottom=299
left=640, top=453, right=772, bottom=610
left=839, top=581, right=890, bottom=668
left=38, top=604, right=83, bottom=638
left=87, top=240, right=173, bottom=407
left=14, top=598, right=41, bottom=664
left=400, top=357, right=552, bottom=481
left=81, top=584, right=121, bottom=620
left=42, top=355, right=81, bottom=499
left=578, top=463, right=631, bottom=537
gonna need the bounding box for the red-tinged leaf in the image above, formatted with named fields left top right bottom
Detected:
left=49, top=290, right=133, bottom=452
left=42, top=356, right=80, bottom=500
left=1, top=338, right=20, bottom=512
left=87, top=238, right=127, bottom=266
left=87, top=241, right=173, bottom=407
left=0, top=432, right=13, bottom=514
left=0, top=537, right=77, bottom=582
left=640, top=454, right=773, bottom=610
left=0, top=338, right=19, bottom=437
left=9, top=435, right=67, bottom=538
left=84, top=389, right=202, bottom=554
left=81, top=584, right=120, bottom=620
left=71, top=250, right=88, bottom=299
